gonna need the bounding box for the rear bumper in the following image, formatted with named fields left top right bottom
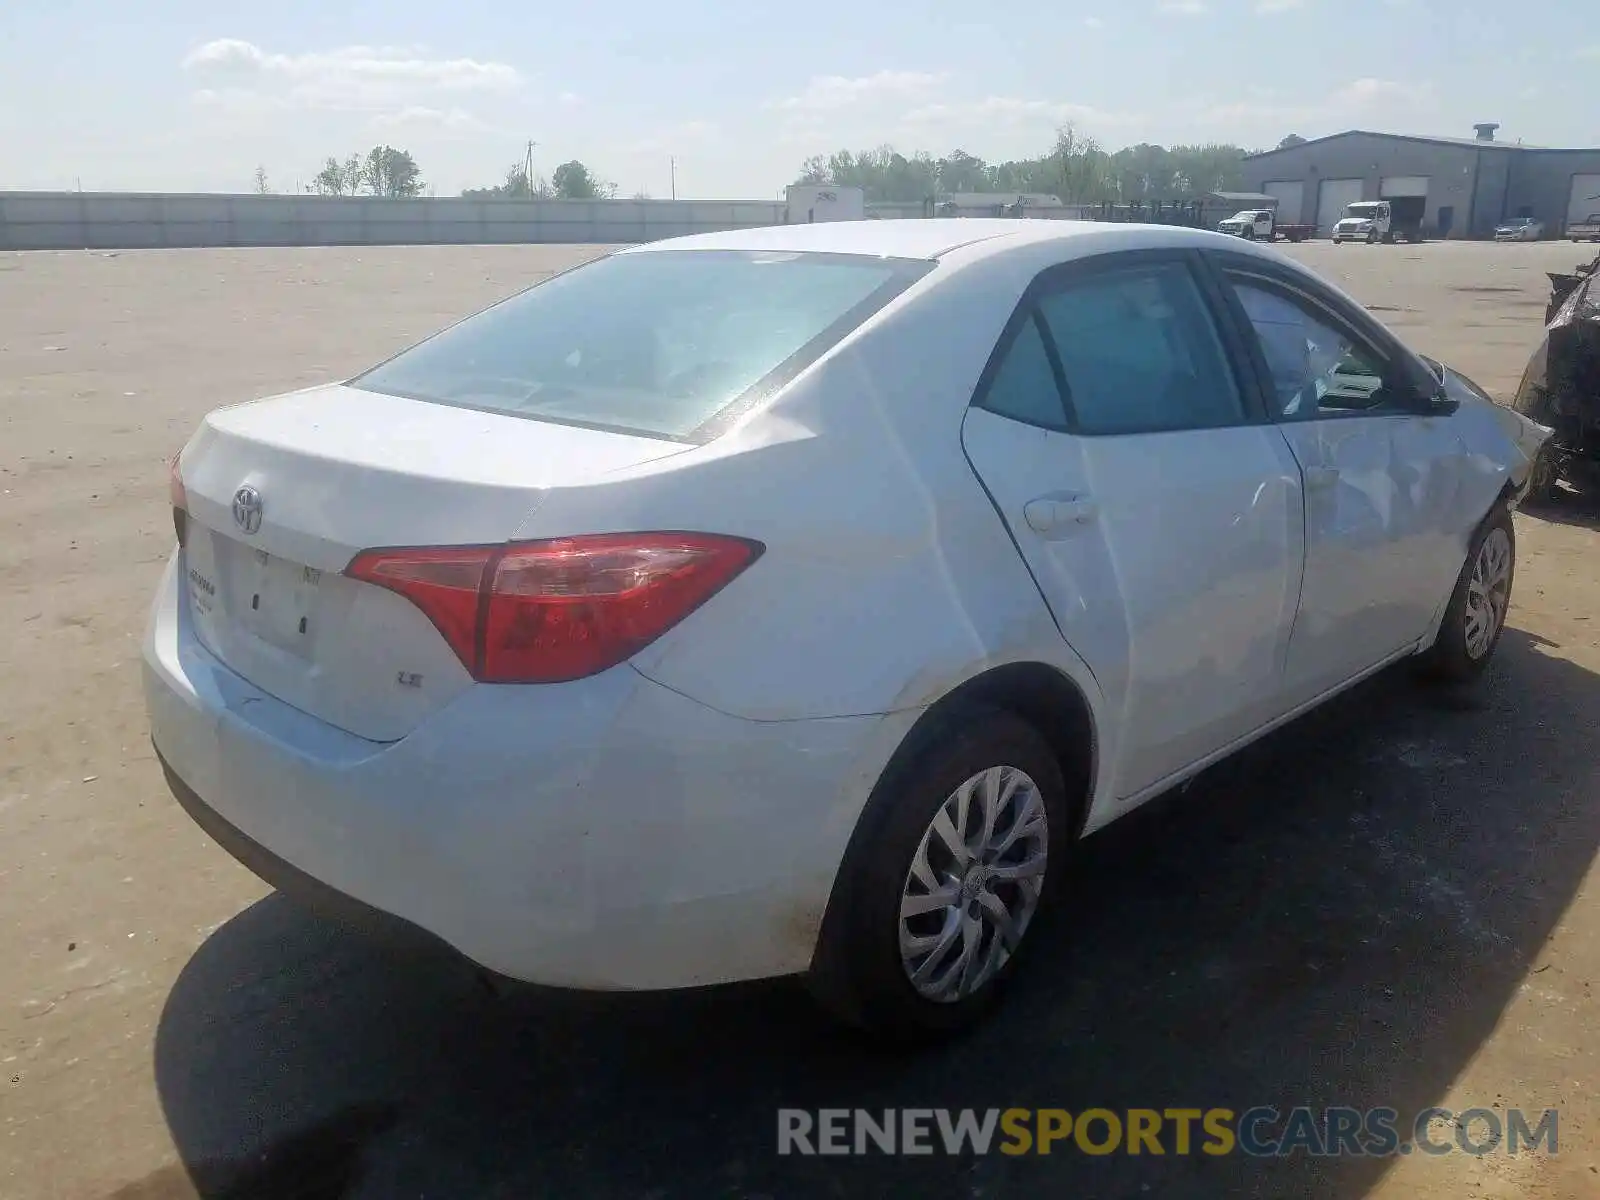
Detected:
left=143, top=551, right=900, bottom=989
left=157, top=748, right=454, bottom=953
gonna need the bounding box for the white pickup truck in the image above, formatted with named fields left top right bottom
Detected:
left=1217, top=209, right=1314, bottom=242
left=1569, top=213, right=1600, bottom=243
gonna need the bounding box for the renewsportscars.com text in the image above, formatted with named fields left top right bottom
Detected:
left=777, top=1107, right=1559, bottom=1158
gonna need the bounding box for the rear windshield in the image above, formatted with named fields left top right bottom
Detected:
left=351, top=248, right=930, bottom=441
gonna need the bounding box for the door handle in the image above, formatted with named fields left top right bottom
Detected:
left=1024, top=494, right=1098, bottom=532
left=1304, top=465, right=1340, bottom=491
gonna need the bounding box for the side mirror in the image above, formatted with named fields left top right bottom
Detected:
left=1424, top=386, right=1460, bottom=416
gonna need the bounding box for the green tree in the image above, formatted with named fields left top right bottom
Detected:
left=463, top=164, right=553, bottom=199
left=792, top=130, right=1250, bottom=207
left=315, top=148, right=422, bottom=197
left=552, top=160, right=598, bottom=199
left=937, top=149, right=989, bottom=194
left=795, top=155, right=831, bottom=184
left=313, top=157, right=349, bottom=196
left=361, top=145, right=423, bottom=197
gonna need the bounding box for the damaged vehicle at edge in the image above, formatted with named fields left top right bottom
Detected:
left=1509, top=251, right=1600, bottom=501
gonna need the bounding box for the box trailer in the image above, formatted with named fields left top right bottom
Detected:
left=784, top=185, right=866, bottom=223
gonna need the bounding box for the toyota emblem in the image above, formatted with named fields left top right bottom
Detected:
left=232, top=485, right=263, bottom=535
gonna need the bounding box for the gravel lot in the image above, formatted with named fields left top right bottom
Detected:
left=2, top=237, right=1598, bottom=1199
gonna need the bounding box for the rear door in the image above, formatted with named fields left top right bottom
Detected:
left=1206, top=253, right=1469, bottom=706
left=961, top=251, right=1305, bottom=804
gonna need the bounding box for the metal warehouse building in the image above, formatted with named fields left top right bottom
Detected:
left=1241, top=124, right=1600, bottom=239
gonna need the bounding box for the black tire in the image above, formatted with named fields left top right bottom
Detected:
left=1366, top=228, right=1380, bottom=244
left=806, top=707, right=1071, bottom=1043
left=1418, top=506, right=1515, bottom=685
left=1242, top=227, right=1255, bottom=241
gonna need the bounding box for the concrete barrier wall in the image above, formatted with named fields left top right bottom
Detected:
left=0, top=192, right=792, bottom=251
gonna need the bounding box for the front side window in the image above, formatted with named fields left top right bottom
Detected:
left=353, top=249, right=927, bottom=440
left=1227, top=276, right=1394, bottom=419
left=1035, top=260, right=1246, bottom=435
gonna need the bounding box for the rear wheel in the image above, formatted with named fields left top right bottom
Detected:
left=807, top=708, right=1069, bottom=1042
left=1418, top=507, right=1515, bottom=685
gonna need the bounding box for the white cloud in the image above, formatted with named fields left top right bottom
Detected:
left=772, top=70, right=945, bottom=113
left=903, top=95, right=1137, bottom=130
left=1256, top=0, right=1304, bottom=12
left=371, top=106, right=484, bottom=131
left=558, top=91, right=582, bottom=108
left=181, top=38, right=522, bottom=117
left=1329, top=77, right=1433, bottom=107
left=629, top=120, right=720, bottom=153
left=1084, top=16, right=1106, bottom=27
left=1194, top=77, right=1435, bottom=133
left=1158, top=0, right=1209, bottom=15
left=191, top=87, right=289, bottom=117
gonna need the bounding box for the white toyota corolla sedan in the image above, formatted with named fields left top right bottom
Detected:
left=146, top=220, right=1549, bottom=1040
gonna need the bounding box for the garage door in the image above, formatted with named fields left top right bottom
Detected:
left=1263, top=181, right=1305, bottom=224
left=1380, top=175, right=1429, bottom=198
left=1317, top=178, right=1365, bottom=234
left=1568, top=174, right=1600, bottom=229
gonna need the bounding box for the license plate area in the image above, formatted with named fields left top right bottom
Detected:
left=232, top=546, right=324, bottom=657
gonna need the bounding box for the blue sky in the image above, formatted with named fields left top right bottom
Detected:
left=0, top=0, right=1592, bottom=198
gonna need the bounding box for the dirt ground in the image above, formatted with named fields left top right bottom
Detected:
left=2, top=237, right=1598, bottom=1199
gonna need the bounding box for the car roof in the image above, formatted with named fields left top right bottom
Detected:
left=623, top=218, right=1233, bottom=262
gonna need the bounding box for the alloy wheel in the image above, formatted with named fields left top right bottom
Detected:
left=1464, top=527, right=1512, bottom=659
left=898, top=766, right=1049, bottom=1003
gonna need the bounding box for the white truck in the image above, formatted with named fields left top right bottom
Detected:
left=1217, top=209, right=1315, bottom=242
left=1331, top=198, right=1426, bottom=244
left=1568, top=213, right=1600, bottom=243
left=784, top=185, right=866, bottom=224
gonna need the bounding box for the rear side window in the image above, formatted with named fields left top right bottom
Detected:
left=976, top=316, right=1067, bottom=428
left=352, top=249, right=929, bottom=441
left=1036, top=261, right=1245, bottom=435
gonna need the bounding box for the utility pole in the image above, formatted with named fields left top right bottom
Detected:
left=670, top=157, right=677, bottom=201
left=523, top=139, right=537, bottom=191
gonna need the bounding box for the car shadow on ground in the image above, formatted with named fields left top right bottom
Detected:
left=1524, top=487, right=1600, bottom=532
left=149, top=627, right=1600, bottom=1200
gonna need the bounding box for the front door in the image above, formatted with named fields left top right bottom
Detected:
left=1212, top=260, right=1469, bottom=705
left=961, top=252, right=1305, bottom=803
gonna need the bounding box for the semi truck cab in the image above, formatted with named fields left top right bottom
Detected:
left=1333, top=198, right=1426, bottom=244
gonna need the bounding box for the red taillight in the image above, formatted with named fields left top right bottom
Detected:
left=168, top=454, right=188, bottom=546
left=345, top=533, right=763, bottom=684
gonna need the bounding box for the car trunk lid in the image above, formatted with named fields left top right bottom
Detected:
left=176, top=384, right=690, bottom=741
